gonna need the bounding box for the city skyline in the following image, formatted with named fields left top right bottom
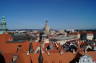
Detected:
left=0, top=0, right=96, bottom=29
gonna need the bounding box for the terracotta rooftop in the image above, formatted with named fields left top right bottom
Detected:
left=0, top=34, right=96, bottom=63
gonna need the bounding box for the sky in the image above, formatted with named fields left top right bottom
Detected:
left=0, top=0, right=96, bottom=29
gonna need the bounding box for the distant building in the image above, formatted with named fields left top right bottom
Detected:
left=87, top=33, right=93, bottom=40
left=93, top=33, right=96, bottom=40
left=50, top=30, right=56, bottom=35
left=80, top=33, right=87, bottom=40
left=77, top=32, right=80, bottom=39
left=58, top=30, right=65, bottom=34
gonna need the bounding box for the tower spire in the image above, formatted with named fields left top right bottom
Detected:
left=44, top=20, right=50, bottom=34
left=45, top=20, right=48, bottom=25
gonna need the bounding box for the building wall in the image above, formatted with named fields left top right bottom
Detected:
left=87, top=34, right=93, bottom=40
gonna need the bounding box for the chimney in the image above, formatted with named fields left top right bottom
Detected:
left=38, top=47, right=43, bottom=63
left=29, top=43, right=34, bottom=53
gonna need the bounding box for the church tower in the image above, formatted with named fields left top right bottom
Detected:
left=43, top=20, right=50, bottom=34
left=0, top=16, right=7, bottom=34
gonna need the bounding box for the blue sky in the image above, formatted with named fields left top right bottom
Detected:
left=0, top=0, right=96, bottom=29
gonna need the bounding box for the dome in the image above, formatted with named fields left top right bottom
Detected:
left=79, top=55, right=94, bottom=63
